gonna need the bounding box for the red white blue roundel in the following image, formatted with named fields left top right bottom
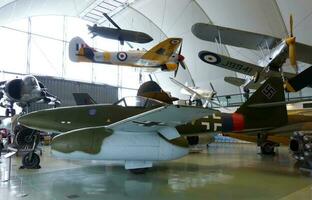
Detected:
left=198, top=51, right=221, bottom=64
left=117, top=52, right=127, bottom=61
left=170, top=39, right=180, bottom=45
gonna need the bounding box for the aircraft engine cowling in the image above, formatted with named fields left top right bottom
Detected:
left=161, top=63, right=178, bottom=71
left=4, top=79, right=23, bottom=101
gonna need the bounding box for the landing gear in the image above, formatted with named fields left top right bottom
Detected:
left=257, top=133, right=278, bottom=155
left=129, top=168, right=148, bottom=174
left=260, top=142, right=276, bottom=155
left=22, top=152, right=40, bottom=169
left=14, top=125, right=41, bottom=169
left=289, top=131, right=312, bottom=169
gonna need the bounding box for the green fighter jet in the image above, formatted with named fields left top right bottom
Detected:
left=18, top=91, right=217, bottom=173
left=18, top=76, right=312, bottom=172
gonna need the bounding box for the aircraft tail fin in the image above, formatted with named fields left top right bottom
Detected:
left=72, top=93, right=97, bottom=105
left=235, top=76, right=287, bottom=129
left=68, top=37, right=94, bottom=63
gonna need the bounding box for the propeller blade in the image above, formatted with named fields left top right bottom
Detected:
left=178, top=42, right=182, bottom=55
left=179, top=60, right=187, bottom=70
left=209, top=82, right=221, bottom=105
left=174, top=68, right=178, bottom=77
left=288, top=39, right=296, bottom=66
left=290, top=14, right=294, bottom=37
left=286, top=14, right=297, bottom=69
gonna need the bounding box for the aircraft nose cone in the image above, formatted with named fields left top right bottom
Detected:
left=178, top=55, right=185, bottom=62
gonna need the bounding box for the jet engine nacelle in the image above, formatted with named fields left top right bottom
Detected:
left=51, top=131, right=189, bottom=162
left=4, top=79, right=23, bottom=101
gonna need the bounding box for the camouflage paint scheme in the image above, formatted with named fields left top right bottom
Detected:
left=19, top=77, right=312, bottom=157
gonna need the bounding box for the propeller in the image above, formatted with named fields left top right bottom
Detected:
left=285, top=14, right=297, bottom=70
left=174, top=43, right=186, bottom=77
left=209, top=82, right=221, bottom=105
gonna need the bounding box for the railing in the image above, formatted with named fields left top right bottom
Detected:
left=212, top=92, right=312, bottom=108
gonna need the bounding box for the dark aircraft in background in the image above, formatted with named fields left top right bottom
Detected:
left=0, top=75, right=60, bottom=116
left=88, top=13, right=153, bottom=47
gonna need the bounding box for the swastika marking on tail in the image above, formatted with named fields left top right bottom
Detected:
left=261, top=84, right=276, bottom=99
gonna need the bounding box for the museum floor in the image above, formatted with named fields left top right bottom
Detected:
left=0, top=143, right=312, bottom=200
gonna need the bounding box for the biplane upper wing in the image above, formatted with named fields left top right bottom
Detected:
left=192, top=23, right=280, bottom=50
left=141, top=38, right=182, bottom=64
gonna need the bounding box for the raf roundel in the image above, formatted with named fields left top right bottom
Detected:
left=199, top=51, right=221, bottom=64
left=117, top=52, right=128, bottom=61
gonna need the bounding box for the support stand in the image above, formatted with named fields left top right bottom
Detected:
left=1, top=147, right=17, bottom=182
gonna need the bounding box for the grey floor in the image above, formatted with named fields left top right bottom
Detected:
left=1, top=143, right=312, bottom=200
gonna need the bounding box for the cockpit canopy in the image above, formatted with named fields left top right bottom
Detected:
left=23, top=75, right=39, bottom=87
left=114, top=96, right=165, bottom=108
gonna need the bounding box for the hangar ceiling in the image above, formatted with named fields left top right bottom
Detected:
left=0, top=0, right=311, bottom=97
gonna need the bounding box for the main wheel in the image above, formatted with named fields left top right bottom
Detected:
left=129, top=168, right=148, bottom=174
left=22, top=152, right=40, bottom=169
left=261, top=142, right=275, bottom=155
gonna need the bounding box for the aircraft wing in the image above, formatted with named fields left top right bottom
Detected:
left=199, top=50, right=267, bottom=76
left=199, top=51, right=295, bottom=79
left=192, top=23, right=280, bottom=49
left=107, top=105, right=216, bottom=133
left=296, top=42, right=312, bottom=64
left=141, top=38, right=182, bottom=64
left=224, top=76, right=261, bottom=89
left=169, top=77, right=201, bottom=98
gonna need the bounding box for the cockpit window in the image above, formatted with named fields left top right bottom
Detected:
left=114, top=96, right=164, bottom=108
